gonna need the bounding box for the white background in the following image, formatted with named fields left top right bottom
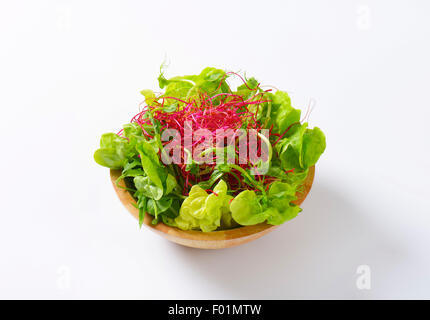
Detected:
left=0, top=0, right=429, bottom=299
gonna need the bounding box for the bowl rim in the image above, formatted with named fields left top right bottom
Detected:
left=110, top=166, right=315, bottom=241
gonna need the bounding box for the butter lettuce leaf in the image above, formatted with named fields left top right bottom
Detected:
left=265, top=182, right=301, bottom=225
left=94, top=133, right=133, bottom=169
left=230, top=190, right=267, bottom=226
left=230, top=181, right=302, bottom=226
left=302, top=126, right=326, bottom=169
left=257, top=91, right=301, bottom=134
left=174, top=180, right=230, bottom=232
left=276, top=123, right=326, bottom=171
left=157, top=67, right=230, bottom=99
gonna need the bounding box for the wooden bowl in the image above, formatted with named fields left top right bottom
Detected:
left=110, top=166, right=315, bottom=249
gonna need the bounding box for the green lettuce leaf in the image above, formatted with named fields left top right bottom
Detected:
left=93, top=133, right=132, bottom=169
left=230, top=190, right=267, bottom=226
left=174, top=180, right=229, bottom=232
left=265, top=181, right=301, bottom=225
left=276, top=123, right=326, bottom=171
left=136, top=140, right=167, bottom=190
left=257, top=91, right=301, bottom=134
left=302, top=126, right=326, bottom=169
left=220, top=195, right=237, bottom=229
left=230, top=181, right=302, bottom=226
left=147, top=198, right=173, bottom=218
left=157, top=67, right=230, bottom=99
left=276, top=123, right=308, bottom=170
left=134, top=175, right=163, bottom=200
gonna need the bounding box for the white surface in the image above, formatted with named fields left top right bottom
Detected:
left=0, top=0, right=429, bottom=299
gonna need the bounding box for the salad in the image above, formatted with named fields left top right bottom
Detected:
left=94, top=67, right=326, bottom=232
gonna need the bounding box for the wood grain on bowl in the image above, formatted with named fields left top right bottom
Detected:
left=110, top=166, right=315, bottom=249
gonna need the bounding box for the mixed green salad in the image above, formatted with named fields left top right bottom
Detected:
left=94, top=67, right=326, bottom=232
